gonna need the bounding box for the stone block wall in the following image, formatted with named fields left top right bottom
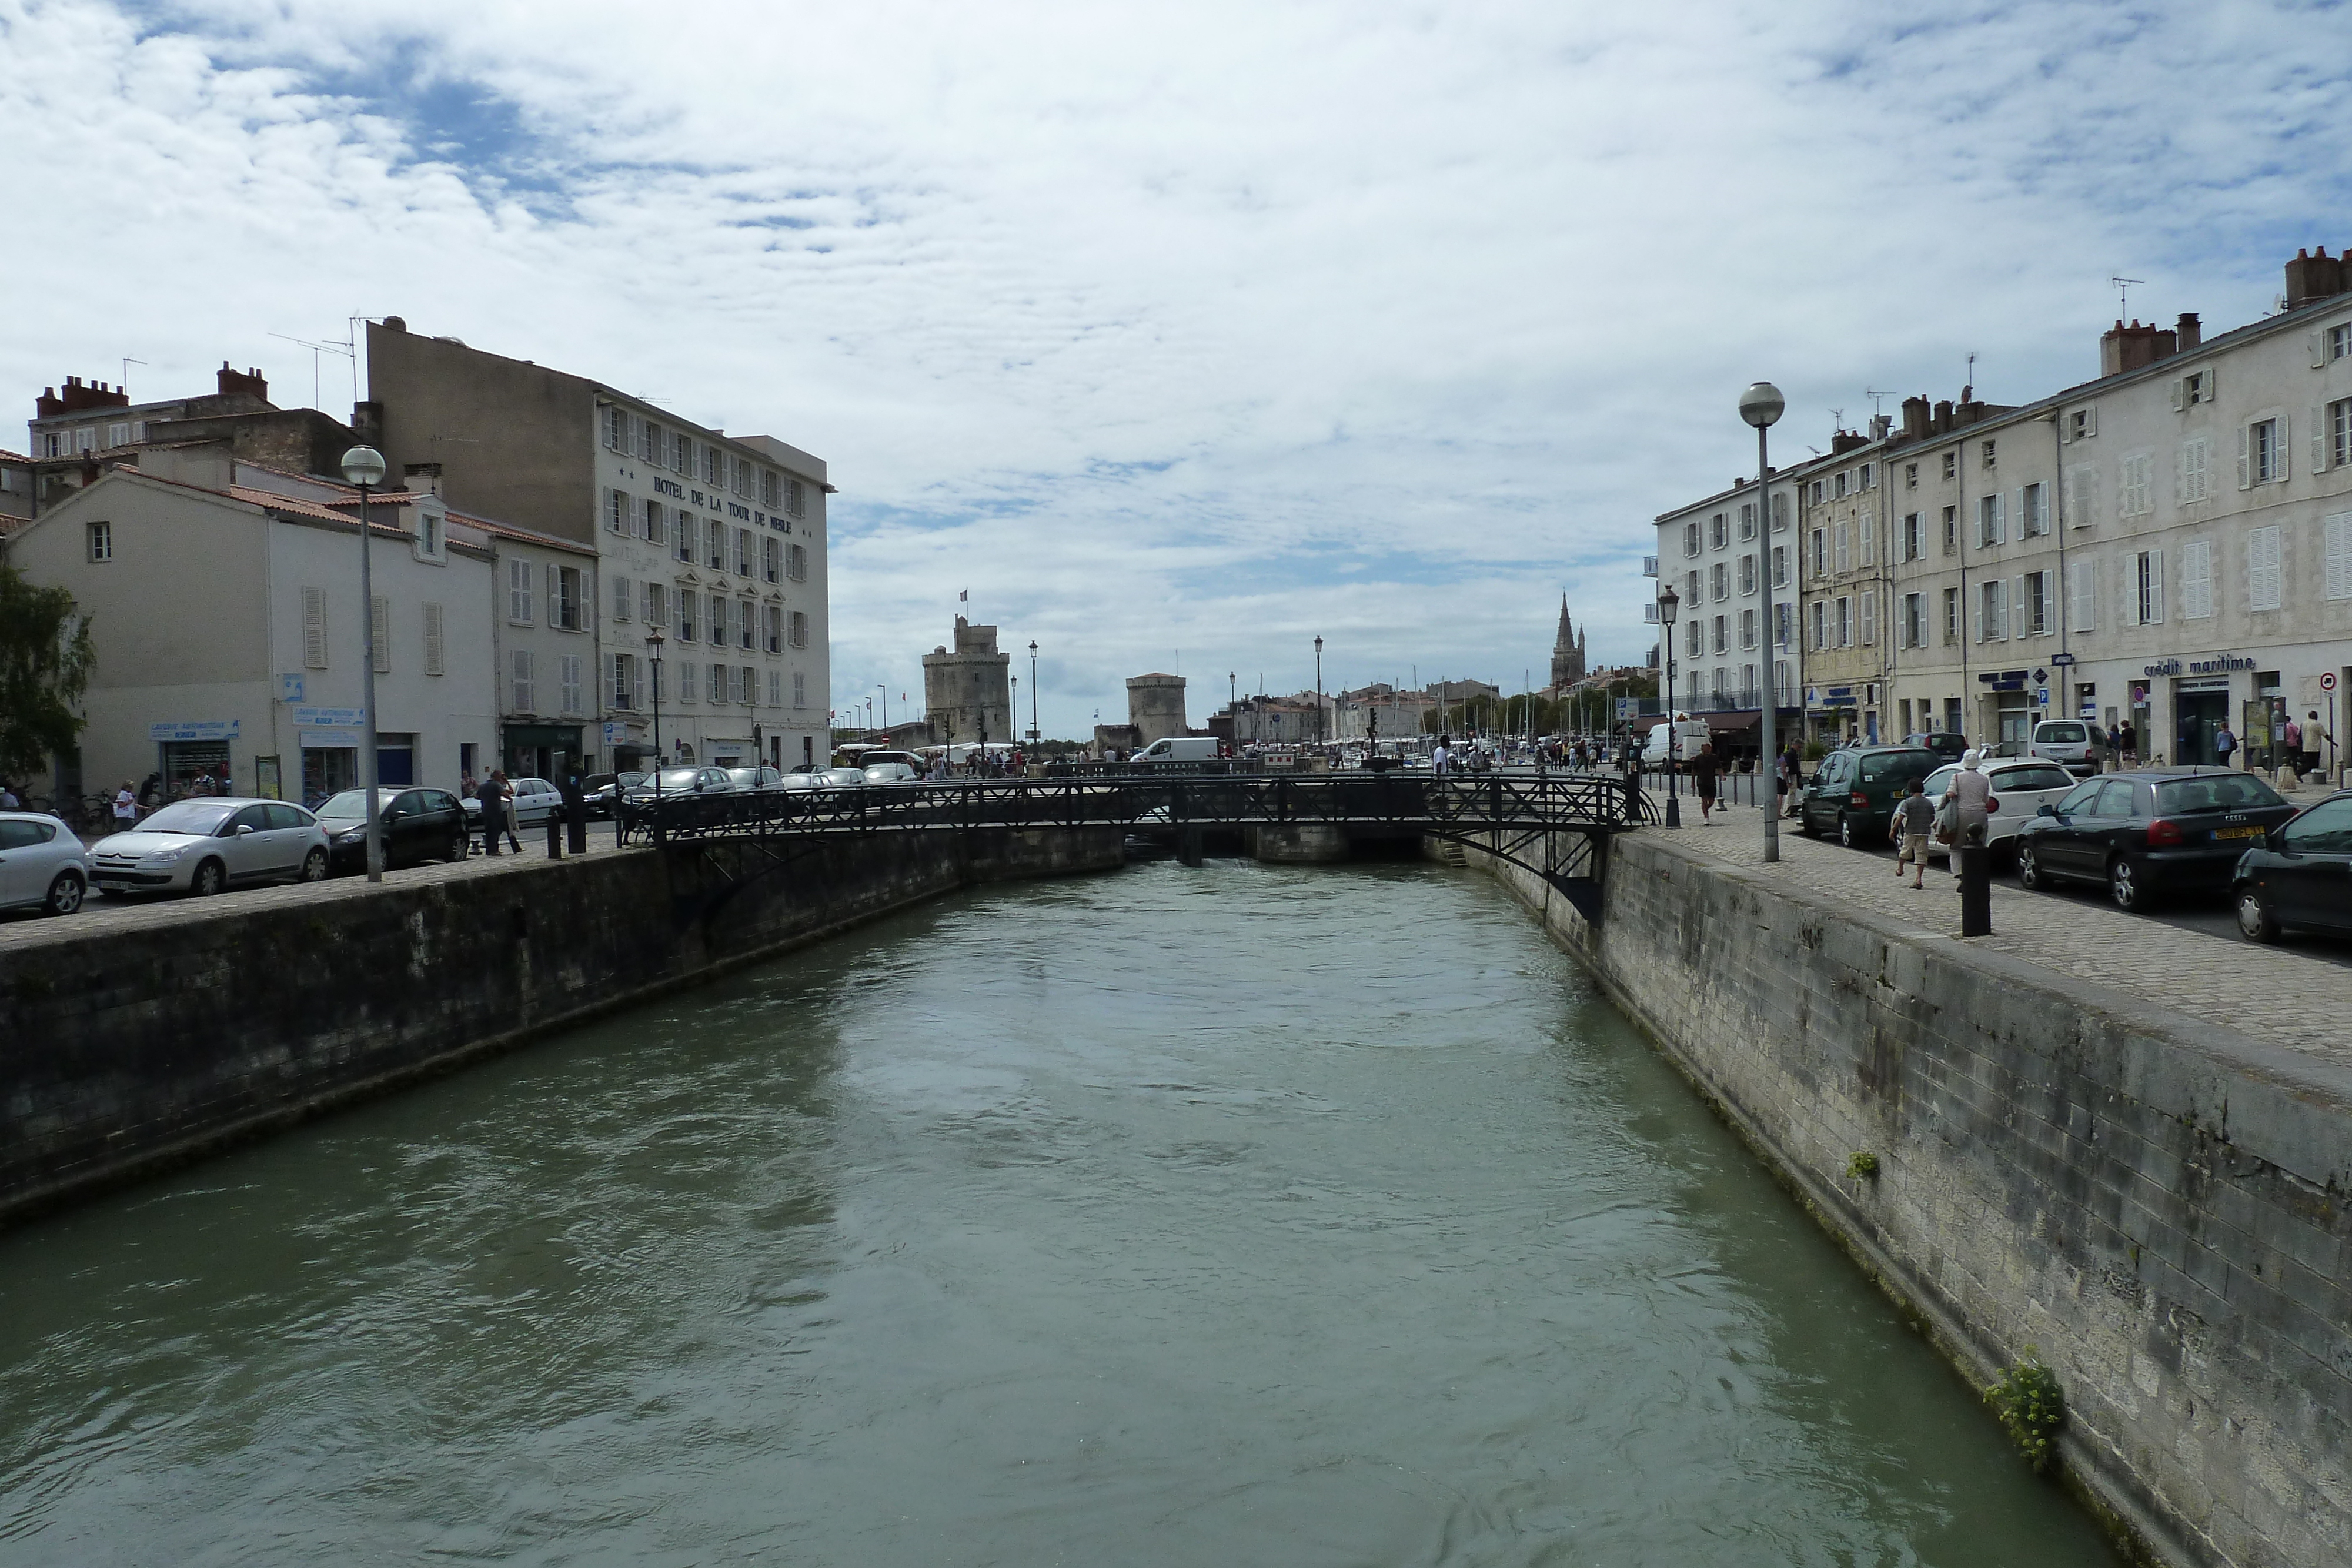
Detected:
left=1465, top=833, right=2350, bottom=1568
left=2, top=828, right=1122, bottom=1228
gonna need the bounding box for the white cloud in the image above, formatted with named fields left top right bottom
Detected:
left=5, top=0, right=2350, bottom=734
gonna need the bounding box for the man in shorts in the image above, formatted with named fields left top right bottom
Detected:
left=1892, top=776, right=1936, bottom=888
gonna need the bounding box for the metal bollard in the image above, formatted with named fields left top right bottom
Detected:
left=1958, top=838, right=1990, bottom=937
left=546, top=811, right=563, bottom=860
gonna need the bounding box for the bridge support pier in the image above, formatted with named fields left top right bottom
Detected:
left=1244, top=824, right=1350, bottom=864
left=1179, top=825, right=1205, bottom=867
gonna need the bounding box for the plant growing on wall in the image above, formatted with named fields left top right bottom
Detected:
left=0, top=566, right=95, bottom=780
left=1846, top=1151, right=1879, bottom=1180
left=1988, top=1348, right=2066, bottom=1473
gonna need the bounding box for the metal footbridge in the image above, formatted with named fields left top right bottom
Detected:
left=630, top=770, right=1651, bottom=920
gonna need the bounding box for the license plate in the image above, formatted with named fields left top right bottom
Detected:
left=2213, top=826, right=2261, bottom=840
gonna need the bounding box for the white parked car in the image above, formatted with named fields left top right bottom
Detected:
left=1919, top=758, right=2080, bottom=862
left=863, top=762, right=923, bottom=784
left=2026, top=719, right=2100, bottom=777
left=462, top=775, right=565, bottom=828
left=91, top=798, right=329, bottom=897
left=0, top=813, right=92, bottom=915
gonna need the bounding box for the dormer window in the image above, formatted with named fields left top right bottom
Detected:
left=413, top=497, right=447, bottom=563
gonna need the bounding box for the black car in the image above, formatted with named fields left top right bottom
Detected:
left=314, top=787, right=472, bottom=873
left=584, top=771, right=648, bottom=819
left=1795, top=745, right=1940, bottom=847
left=1902, top=732, right=1969, bottom=760
left=2015, top=769, right=2296, bottom=912
left=2233, top=789, right=2352, bottom=942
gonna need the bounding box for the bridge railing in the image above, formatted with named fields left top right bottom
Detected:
left=622, top=770, right=1651, bottom=842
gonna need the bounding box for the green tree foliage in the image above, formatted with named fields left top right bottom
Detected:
left=0, top=565, right=95, bottom=780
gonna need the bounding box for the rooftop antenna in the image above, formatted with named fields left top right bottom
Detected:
left=1863, top=388, right=1890, bottom=417
left=119, top=357, right=146, bottom=396
left=1965, top=351, right=1977, bottom=400
left=269, top=331, right=352, bottom=410
left=2110, top=276, right=2144, bottom=318
left=1828, top=406, right=1845, bottom=431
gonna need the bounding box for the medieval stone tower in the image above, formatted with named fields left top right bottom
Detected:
left=1548, top=596, right=1587, bottom=690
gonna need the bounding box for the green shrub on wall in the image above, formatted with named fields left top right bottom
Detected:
left=1989, top=1348, right=2066, bottom=1473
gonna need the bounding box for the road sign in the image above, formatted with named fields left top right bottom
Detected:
left=1614, top=697, right=1638, bottom=720
left=2325, top=671, right=2340, bottom=693
left=2034, top=688, right=2051, bottom=706
left=2033, top=668, right=2048, bottom=685
left=2050, top=652, right=2077, bottom=667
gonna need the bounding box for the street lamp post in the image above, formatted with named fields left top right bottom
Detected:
left=877, top=682, right=888, bottom=738
left=646, top=626, right=666, bottom=845
left=1314, top=636, right=1324, bottom=748
left=1029, top=641, right=1040, bottom=745
left=1740, top=381, right=1787, bottom=862
left=1658, top=584, right=1682, bottom=828
left=338, top=445, right=387, bottom=882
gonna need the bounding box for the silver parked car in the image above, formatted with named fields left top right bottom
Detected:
left=463, top=775, right=566, bottom=828
left=863, top=762, right=923, bottom=784
left=724, top=765, right=787, bottom=795
left=91, top=798, right=329, bottom=897
left=0, top=813, right=92, bottom=915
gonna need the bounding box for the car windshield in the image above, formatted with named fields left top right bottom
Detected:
left=2037, top=723, right=2088, bottom=743
left=1994, top=764, right=2076, bottom=791
left=316, top=790, right=393, bottom=818
left=1925, top=765, right=1957, bottom=795
left=1860, top=753, right=1927, bottom=783
left=2154, top=774, right=2284, bottom=814
left=645, top=768, right=703, bottom=789
left=136, top=801, right=240, bottom=835
left=821, top=769, right=867, bottom=784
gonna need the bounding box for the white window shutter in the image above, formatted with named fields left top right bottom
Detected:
left=2281, top=414, right=2292, bottom=480
left=545, top=563, right=559, bottom=624
left=2326, top=514, right=2352, bottom=601
left=2314, top=408, right=2328, bottom=474
left=2011, top=576, right=2024, bottom=637
left=371, top=594, right=390, bottom=673
left=2084, top=407, right=2096, bottom=437
left=2313, top=332, right=2328, bottom=370
left=302, top=586, right=327, bottom=668
left=2237, top=426, right=2251, bottom=490
left=2171, top=379, right=2187, bottom=413
left=2149, top=549, right=2164, bottom=624
left=423, top=602, right=444, bottom=676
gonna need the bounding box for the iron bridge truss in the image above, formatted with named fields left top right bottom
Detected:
left=634, top=772, right=1653, bottom=923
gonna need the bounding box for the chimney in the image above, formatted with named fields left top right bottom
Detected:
left=2284, top=247, right=2346, bottom=312
left=216, top=362, right=270, bottom=402
left=1932, top=399, right=1954, bottom=434
left=1901, top=395, right=1930, bottom=440
left=2099, top=319, right=2177, bottom=377
left=40, top=376, right=131, bottom=417
left=1830, top=429, right=1868, bottom=455
left=352, top=400, right=385, bottom=443
left=382, top=315, right=408, bottom=333
left=2175, top=312, right=2201, bottom=350
left=1868, top=412, right=1892, bottom=442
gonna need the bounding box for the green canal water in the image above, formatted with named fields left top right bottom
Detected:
left=0, top=860, right=2121, bottom=1566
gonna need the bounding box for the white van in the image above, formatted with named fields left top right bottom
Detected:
left=1641, top=719, right=1712, bottom=769
left=1131, top=736, right=1222, bottom=763
left=2027, top=719, right=2099, bottom=777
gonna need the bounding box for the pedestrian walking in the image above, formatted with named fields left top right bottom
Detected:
left=1689, top=741, right=1720, bottom=823
left=476, top=772, right=510, bottom=855
left=2214, top=722, right=2238, bottom=770
left=112, top=780, right=139, bottom=830
left=0, top=781, right=17, bottom=811
left=2118, top=720, right=2138, bottom=767
left=1779, top=741, right=1802, bottom=818
left=1941, top=750, right=1994, bottom=884
left=2303, top=710, right=2329, bottom=781
left=1892, top=777, right=1936, bottom=888
left=1432, top=735, right=1451, bottom=777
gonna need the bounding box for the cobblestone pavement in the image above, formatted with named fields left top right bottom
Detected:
left=0, top=823, right=639, bottom=952
left=1646, top=800, right=2352, bottom=1069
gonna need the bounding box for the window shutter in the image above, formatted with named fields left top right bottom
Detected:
left=302, top=586, right=327, bottom=668
left=2314, top=407, right=2328, bottom=474
left=2171, top=379, right=2187, bottom=413
left=545, top=563, right=559, bottom=627
left=2280, top=414, right=2292, bottom=480
left=371, top=595, right=390, bottom=673
left=2313, top=332, right=2328, bottom=370
left=2070, top=559, right=2096, bottom=633
left=423, top=602, right=444, bottom=676
left=2237, top=426, right=2251, bottom=490
left=2326, top=514, right=2352, bottom=601
left=2148, top=549, right=2164, bottom=625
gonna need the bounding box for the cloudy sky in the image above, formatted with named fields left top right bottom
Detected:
left=8, top=0, right=2351, bottom=736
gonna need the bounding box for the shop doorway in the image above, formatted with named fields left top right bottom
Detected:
left=1996, top=698, right=2031, bottom=757
left=160, top=739, right=232, bottom=795
left=302, top=747, right=357, bottom=805
left=2175, top=681, right=2231, bottom=765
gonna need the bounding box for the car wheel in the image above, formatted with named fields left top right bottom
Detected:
left=2108, top=855, right=2147, bottom=913
left=2236, top=885, right=2281, bottom=943
left=1838, top=813, right=1859, bottom=848
left=299, top=847, right=329, bottom=882
left=446, top=828, right=469, bottom=863
left=2016, top=842, right=2046, bottom=891
left=192, top=858, right=228, bottom=897
left=42, top=870, right=85, bottom=916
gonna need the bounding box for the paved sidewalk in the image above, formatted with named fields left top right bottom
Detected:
left=0, top=825, right=640, bottom=953
left=1648, top=801, right=2351, bottom=1070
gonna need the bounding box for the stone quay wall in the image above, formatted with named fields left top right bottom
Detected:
left=1, top=828, right=1124, bottom=1229
left=1461, top=831, right=2350, bottom=1568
